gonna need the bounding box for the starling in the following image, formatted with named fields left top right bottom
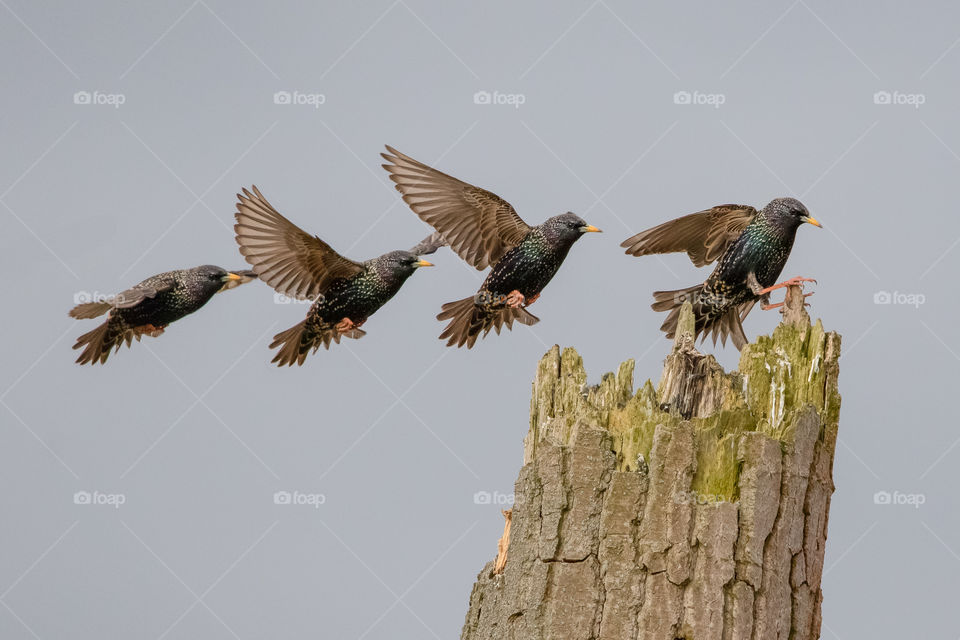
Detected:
left=70, top=266, right=257, bottom=365
left=381, top=146, right=602, bottom=349
left=620, top=197, right=822, bottom=350
left=234, top=186, right=441, bottom=366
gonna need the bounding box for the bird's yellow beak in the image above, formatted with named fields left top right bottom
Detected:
left=580, top=225, right=602, bottom=233
left=415, top=259, right=434, bottom=267
left=222, top=272, right=244, bottom=282
left=801, top=216, right=823, bottom=228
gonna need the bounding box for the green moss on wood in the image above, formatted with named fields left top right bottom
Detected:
left=527, top=312, right=841, bottom=504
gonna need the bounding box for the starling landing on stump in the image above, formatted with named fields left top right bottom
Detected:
left=70, top=266, right=256, bottom=365
left=234, top=186, right=441, bottom=366
left=381, top=146, right=601, bottom=348
left=621, top=197, right=821, bottom=350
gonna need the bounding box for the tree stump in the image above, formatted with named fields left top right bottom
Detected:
left=461, top=286, right=841, bottom=640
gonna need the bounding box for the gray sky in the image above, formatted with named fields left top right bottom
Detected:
left=1, top=1, right=957, bottom=637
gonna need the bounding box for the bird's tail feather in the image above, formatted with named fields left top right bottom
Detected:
left=72, top=319, right=141, bottom=365
left=652, top=286, right=749, bottom=351
left=69, top=301, right=113, bottom=319
left=269, top=319, right=365, bottom=366
left=437, top=296, right=539, bottom=349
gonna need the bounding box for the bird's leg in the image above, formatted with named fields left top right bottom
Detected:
left=335, top=317, right=356, bottom=333
left=524, top=293, right=540, bottom=306
left=505, top=290, right=526, bottom=308
left=746, top=272, right=764, bottom=296
left=757, top=276, right=817, bottom=296
left=138, top=324, right=165, bottom=338
left=762, top=292, right=814, bottom=311
left=759, top=275, right=816, bottom=311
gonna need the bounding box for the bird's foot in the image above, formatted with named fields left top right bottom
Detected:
left=335, top=317, right=357, bottom=333
left=505, top=290, right=526, bottom=309
left=762, top=292, right=813, bottom=311
left=138, top=324, right=165, bottom=338
left=757, top=276, right=817, bottom=296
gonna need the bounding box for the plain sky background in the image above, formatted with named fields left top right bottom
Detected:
left=1, top=1, right=958, bottom=638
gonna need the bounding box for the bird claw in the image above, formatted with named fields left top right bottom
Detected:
left=335, top=318, right=356, bottom=333
left=505, top=291, right=525, bottom=308
left=138, top=324, right=165, bottom=338
left=758, top=276, right=817, bottom=296
left=762, top=292, right=814, bottom=311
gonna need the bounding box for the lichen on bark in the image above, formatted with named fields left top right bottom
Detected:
left=462, top=291, right=841, bottom=640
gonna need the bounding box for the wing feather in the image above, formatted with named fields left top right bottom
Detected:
left=234, top=186, right=364, bottom=300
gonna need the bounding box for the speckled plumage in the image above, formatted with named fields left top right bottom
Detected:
left=622, top=197, right=820, bottom=350
left=70, top=265, right=256, bottom=365
left=381, top=146, right=601, bottom=348
left=233, top=186, right=440, bottom=366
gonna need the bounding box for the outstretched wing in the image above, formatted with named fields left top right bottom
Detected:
left=621, top=204, right=757, bottom=267
left=407, top=231, right=446, bottom=256
left=382, top=146, right=531, bottom=270
left=234, top=186, right=364, bottom=300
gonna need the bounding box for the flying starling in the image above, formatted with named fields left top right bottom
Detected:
left=234, top=186, right=441, bottom=366
left=620, top=197, right=822, bottom=350
left=381, top=146, right=601, bottom=349
left=70, top=266, right=257, bottom=365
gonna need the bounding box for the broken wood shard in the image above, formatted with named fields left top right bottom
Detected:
left=462, top=288, right=841, bottom=640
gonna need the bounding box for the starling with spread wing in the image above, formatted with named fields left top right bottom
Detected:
left=70, top=266, right=256, bottom=365
left=234, top=186, right=439, bottom=366
left=381, top=146, right=601, bottom=348
left=621, top=197, right=821, bottom=350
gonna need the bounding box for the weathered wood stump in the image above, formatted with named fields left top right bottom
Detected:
left=461, top=286, right=841, bottom=640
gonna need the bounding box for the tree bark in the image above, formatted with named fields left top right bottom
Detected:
left=461, top=288, right=841, bottom=640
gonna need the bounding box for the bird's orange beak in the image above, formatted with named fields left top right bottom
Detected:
left=801, top=216, right=823, bottom=228
left=223, top=272, right=244, bottom=282
left=580, top=224, right=602, bottom=233
left=415, top=259, right=434, bottom=267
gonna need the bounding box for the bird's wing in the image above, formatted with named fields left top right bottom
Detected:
left=112, top=278, right=177, bottom=308
left=407, top=231, right=446, bottom=256
left=217, top=269, right=258, bottom=293
left=382, top=146, right=531, bottom=270
left=235, top=186, right=364, bottom=300
left=621, top=204, right=758, bottom=267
